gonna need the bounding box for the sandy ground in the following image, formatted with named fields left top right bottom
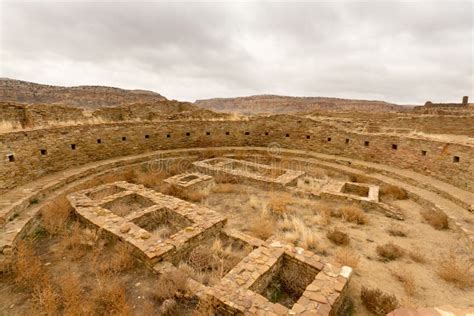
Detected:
left=201, top=185, right=474, bottom=314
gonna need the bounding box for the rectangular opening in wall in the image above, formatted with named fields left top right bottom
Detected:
left=131, top=207, right=192, bottom=238
left=97, top=139, right=101, bottom=144
left=71, top=144, right=76, bottom=150
left=286, top=134, right=290, bottom=137
left=364, top=141, right=369, bottom=147
left=167, top=134, right=171, bottom=138
left=392, top=144, right=398, bottom=150
left=421, top=150, right=427, bottom=156
left=226, top=132, right=230, bottom=135
left=206, top=132, right=211, bottom=135
left=245, top=132, right=250, bottom=135
left=265, top=132, right=269, bottom=136
left=8, top=154, right=15, bottom=162
left=145, top=134, right=150, bottom=139
left=186, top=132, right=190, bottom=136
left=327, top=137, right=332, bottom=142
left=40, top=149, right=47, bottom=155
left=306, top=135, right=311, bottom=139
left=122, top=137, right=127, bottom=141
left=346, top=138, right=350, bottom=144
left=453, top=156, right=460, bottom=163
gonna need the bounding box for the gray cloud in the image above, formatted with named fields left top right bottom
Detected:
left=1, top=1, right=472, bottom=104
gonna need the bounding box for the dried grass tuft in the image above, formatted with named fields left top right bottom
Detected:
left=340, top=204, right=368, bottom=225
left=326, top=228, right=350, bottom=246
left=361, top=287, right=399, bottom=315
left=40, top=195, right=72, bottom=235
left=390, top=269, right=416, bottom=296
left=376, top=242, right=404, bottom=261
left=380, top=185, right=408, bottom=200
left=421, top=209, right=449, bottom=230
left=437, top=253, right=472, bottom=289
left=334, top=248, right=360, bottom=269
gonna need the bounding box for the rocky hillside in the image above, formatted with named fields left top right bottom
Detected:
left=0, top=78, right=167, bottom=109
left=195, top=95, right=404, bottom=114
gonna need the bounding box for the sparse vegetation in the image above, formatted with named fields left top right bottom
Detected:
left=380, top=185, right=408, bottom=200
left=340, top=204, right=368, bottom=225
left=437, top=253, right=472, bottom=289
left=376, top=242, right=404, bottom=261
left=408, top=247, right=427, bottom=264
left=334, top=248, right=360, bottom=269
left=421, top=209, right=449, bottom=230
left=40, top=195, right=72, bottom=235
left=361, top=287, right=399, bottom=315
left=387, top=225, right=407, bottom=237
left=326, top=228, right=350, bottom=245
left=390, top=269, right=416, bottom=296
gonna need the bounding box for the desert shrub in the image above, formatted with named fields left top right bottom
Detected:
left=326, top=228, right=350, bottom=246
left=159, top=298, right=178, bottom=316
left=40, top=195, right=72, bottom=235
left=249, top=215, right=275, bottom=240
left=337, top=296, right=355, bottom=316
left=268, top=193, right=293, bottom=216
left=60, top=274, right=82, bottom=313
left=298, top=228, right=319, bottom=251
left=421, top=209, right=449, bottom=230
left=92, top=279, right=130, bottom=315
left=390, top=269, right=416, bottom=296
left=376, top=242, right=404, bottom=261
left=340, top=205, right=367, bottom=225
left=334, top=248, right=360, bottom=269
left=154, top=270, right=189, bottom=300
left=360, top=287, right=399, bottom=315
left=318, top=204, right=333, bottom=225
left=380, top=185, right=408, bottom=200
left=387, top=225, right=407, bottom=237
left=32, top=283, right=60, bottom=315
left=13, top=240, right=48, bottom=287
left=408, top=248, right=426, bottom=264
left=437, top=253, right=472, bottom=289
left=97, top=242, right=136, bottom=274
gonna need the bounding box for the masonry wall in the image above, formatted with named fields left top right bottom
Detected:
left=1, top=115, right=473, bottom=193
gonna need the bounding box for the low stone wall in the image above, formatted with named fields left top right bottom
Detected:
left=1, top=115, right=473, bottom=193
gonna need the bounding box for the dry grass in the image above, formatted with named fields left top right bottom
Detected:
left=408, top=247, right=426, bottom=264
left=40, top=195, right=72, bottom=235
left=349, top=174, right=370, bottom=183
left=360, top=287, right=399, bottom=315
left=13, top=240, right=48, bottom=287
left=380, top=185, right=408, bottom=200
left=437, top=253, right=472, bottom=289
left=326, top=228, right=350, bottom=246
left=32, top=283, right=60, bottom=315
left=376, top=242, right=404, bottom=261
left=317, top=204, right=333, bottom=225
left=249, top=214, right=275, bottom=240
left=96, top=242, right=136, bottom=274
left=211, top=183, right=237, bottom=194
left=268, top=192, right=293, bottom=216
left=421, top=209, right=449, bottom=230
left=340, top=204, right=368, bottom=225
left=387, top=225, right=407, bottom=237
left=92, top=279, right=130, bottom=315
left=390, top=269, right=416, bottom=296
left=59, top=274, right=83, bottom=313
left=334, top=248, right=360, bottom=269
left=155, top=269, right=189, bottom=300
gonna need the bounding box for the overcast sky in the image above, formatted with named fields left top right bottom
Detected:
left=0, top=1, right=472, bottom=104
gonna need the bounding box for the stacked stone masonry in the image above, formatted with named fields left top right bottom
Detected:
left=67, top=181, right=352, bottom=315
left=1, top=115, right=473, bottom=193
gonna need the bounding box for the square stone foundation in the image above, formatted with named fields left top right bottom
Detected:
left=164, top=172, right=215, bottom=195
left=193, top=158, right=305, bottom=188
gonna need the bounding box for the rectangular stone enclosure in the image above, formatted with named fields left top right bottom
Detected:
left=193, top=157, right=305, bottom=188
